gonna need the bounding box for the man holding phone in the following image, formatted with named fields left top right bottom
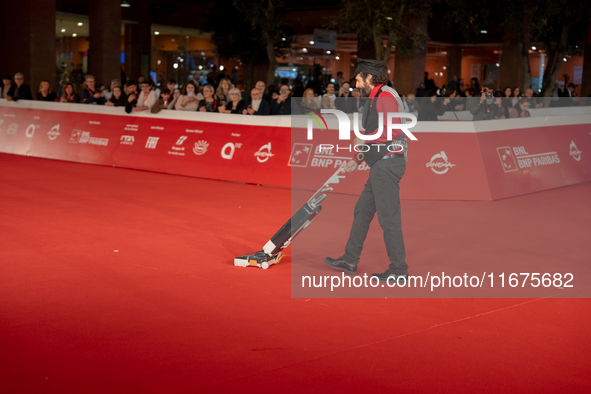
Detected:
left=271, top=84, right=292, bottom=115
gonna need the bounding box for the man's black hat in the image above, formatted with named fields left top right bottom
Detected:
left=353, top=58, right=384, bottom=77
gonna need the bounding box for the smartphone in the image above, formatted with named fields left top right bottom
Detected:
left=188, top=92, right=194, bottom=97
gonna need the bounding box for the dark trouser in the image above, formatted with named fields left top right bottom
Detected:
left=344, top=155, right=408, bottom=275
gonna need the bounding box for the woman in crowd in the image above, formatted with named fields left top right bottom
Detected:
left=1, top=75, right=13, bottom=98
left=301, top=88, right=320, bottom=111
left=105, top=86, right=126, bottom=107
left=509, top=98, right=531, bottom=118
left=511, top=87, right=521, bottom=107
left=167, top=88, right=182, bottom=110
left=218, top=87, right=245, bottom=114
left=55, top=83, right=79, bottom=103
left=36, top=80, right=57, bottom=101
left=501, top=86, right=513, bottom=114
left=494, top=91, right=507, bottom=119
left=215, top=78, right=233, bottom=102
left=175, top=81, right=202, bottom=111
left=198, top=85, right=218, bottom=112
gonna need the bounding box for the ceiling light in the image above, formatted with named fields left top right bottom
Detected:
left=335, top=55, right=340, bottom=60
left=173, top=63, right=178, bottom=69
left=309, top=40, right=314, bottom=45
left=480, top=30, right=487, bottom=34
left=77, top=22, right=83, bottom=26
left=121, top=1, right=130, bottom=7
left=443, top=66, right=446, bottom=70
left=219, top=65, right=224, bottom=71
left=154, top=31, right=160, bottom=35
left=61, top=28, right=66, bottom=33
left=531, top=46, right=536, bottom=50
left=326, top=50, right=331, bottom=54
left=72, top=33, right=77, bottom=37
left=496, top=63, right=500, bottom=67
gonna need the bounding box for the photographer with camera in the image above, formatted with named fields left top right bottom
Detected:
left=470, top=80, right=502, bottom=121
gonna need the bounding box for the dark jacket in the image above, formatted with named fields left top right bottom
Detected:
left=109, top=93, right=127, bottom=107
left=7, top=83, right=33, bottom=101
left=336, top=94, right=358, bottom=113
left=417, top=99, right=447, bottom=121
left=271, top=97, right=292, bottom=115
left=225, top=99, right=245, bottom=114
left=125, top=91, right=138, bottom=114
left=36, top=92, right=57, bottom=102
left=81, top=87, right=106, bottom=105
left=239, top=99, right=270, bottom=115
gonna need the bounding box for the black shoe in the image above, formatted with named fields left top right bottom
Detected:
left=324, top=257, right=357, bottom=275
left=371, top=270, right=408, bottom=284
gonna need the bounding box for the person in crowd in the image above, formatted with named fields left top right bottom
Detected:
left=150, top=88, right=172, bottom=113
left=255, top=80, right=271, bottom=102
left=501, top=86, right=513, bottom=113
left=301, top=88, right=320, bottom=111
left=137, top=76, right=145, bottom=86
left=215, top=78, right=233, bottom=102
left=558, top=83, right=577, bottom=106
left=106, top=86, right=126, bottom=107
left=269, top=86, right=279, bottom=101
left=167, top=88, right=181, bottom=110
left=351, top=88, right=366, bottom=112
left=134, top=80, right=158, bottom=112
left=415, top=82, right=426, bottom=98
left=471, top=80, right=502, bottom=120
left=321, top=95, right=336, bottom=109
left=464, top=88, right=477, bottom=113
left=470, top=77, right=480, bottom=93
left=124, top=80, right=138, bottom=114
left=103, top=79, right=121, bottom=101
left=445, top=87, right=464, bottom=111
left=271, top=84, right=292, bottom=115
left=6, top=73, right=33, bottom=101
left=166, top=79, right=176, bottom=95
left=493, top=91, right=507, bottom=119
left=335, top=71, right=344, bottom=91
left=218, top=88, right=245, bottom=114
left=511, top=86, right=522, bottom=108
left=235, top=80, right=247, bottom=101
left=320, top=82, right=337, bottom=108
left=447, top=75, right=459, bottom=91
left=509, top=98, right=531, bottom=118
left=457, top=78, right=466, bottom=97
left=401, top=93, right=419, bottom=114
left=336, top=81, right=357, bottom=113
left=198, top=85, right=219, bottom=112
left=240, top=88, right=270, bottom=115
left=55, top=83, right=79, bottom=103
left=1, top=75, right=14, bottom=98
left=417, top=90, right=450, bottom=121
left=176, top=81, right=203, bottom=111
left=71, top=64, right=84, bottom=94
left=36, top=80, right=57, bottom=102
left=523, top=87, right=544, bottom=108
left=81, top=75, right=105, bottom=105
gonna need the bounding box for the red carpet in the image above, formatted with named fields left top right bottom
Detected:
left=0, top=153, right=590, bottom=393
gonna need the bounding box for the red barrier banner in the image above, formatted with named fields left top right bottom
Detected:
left=0, top=102, right=292, bottom=187
left=1, top=101, right=590, bottom=200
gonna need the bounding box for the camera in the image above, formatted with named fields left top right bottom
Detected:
left=482, top=88, right=494, bottom=106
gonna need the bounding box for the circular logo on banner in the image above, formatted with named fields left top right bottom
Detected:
left=426, top=151, right=456, bottom=175
left=255, top=143, right=274, bottom=163
left=193, top=140, right=209, bottom=155
left=47, top=124, right=61, bottom=140
left=569, top=141, right=582, bottom=161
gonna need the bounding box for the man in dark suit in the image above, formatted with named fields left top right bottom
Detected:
left=240, top=88, right=270, bottom=115
left=6, top=73, right=33, bottom=101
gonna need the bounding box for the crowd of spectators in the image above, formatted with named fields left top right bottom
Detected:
left=0, top=69, right=586, bottom=121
